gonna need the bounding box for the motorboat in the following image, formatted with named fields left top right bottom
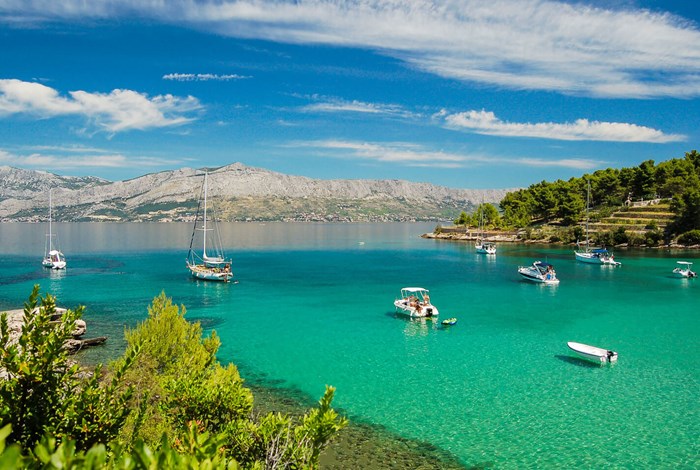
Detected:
left=42, top=189, right=66, bottom=270
left=394, top=287, right=439, bottom=318
left=672, top=261, right=697, bottom=278
left=186, top=171, right=234, bottom=282
left=575, top=180, right=621, bottom=266
left=517, top=261, right=559, bottom=284
left=567, top=341, right=618, bottom=364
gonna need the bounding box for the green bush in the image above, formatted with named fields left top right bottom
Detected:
left=645, top=230, right=664, bottom=247
left=0, top=286, right=136, bottom=452
left=677, top=229, right=700, bottom=245
left=1, top=289, right=347, bottom=468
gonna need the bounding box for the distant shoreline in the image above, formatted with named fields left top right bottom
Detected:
left=421, top=229, right=700, bottom=249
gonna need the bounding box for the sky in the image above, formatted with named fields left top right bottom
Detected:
left=1, top=0, right=699, bottom=189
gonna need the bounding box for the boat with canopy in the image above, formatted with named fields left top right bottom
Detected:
left=394, top=287, right=439, bottom=318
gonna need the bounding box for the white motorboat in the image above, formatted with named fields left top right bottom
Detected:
left=518, top=261, right=559, bottom=284
left=575, top=180, right=620, bottom=266
left=186, top=171, right=234, bottom=283
left=672, top=261, right=697, bottom=278
left=567, top=341, right=618, bottom=364
left=42, top=189, right=66, bottom=270
left=394, top=287, right=439, bottom=318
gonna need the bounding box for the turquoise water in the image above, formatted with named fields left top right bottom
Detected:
left=1, top=222, right=698, bottom=468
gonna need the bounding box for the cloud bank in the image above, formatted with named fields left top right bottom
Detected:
left=163, top=73, right=250, bottom=81
left=0, top=79, right=201, bottom=132
left=0, top=147, right=184, bottom=169
left=2, top=1, right=700, bottom=98
left=439, top=109, right=686, bottom=143
left=294, top=139, right=602, bottom=169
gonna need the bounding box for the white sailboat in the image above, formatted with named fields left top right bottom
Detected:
left=186, top=172, right=234, bottom=282
left=475, top=200, right=496, bottom=255
left=42, top=189, right=66, bottom=270
left=575, top=180, right=620, bottom=266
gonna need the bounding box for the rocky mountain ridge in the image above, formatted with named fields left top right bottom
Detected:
left=0, top=163, right=511, bottom=222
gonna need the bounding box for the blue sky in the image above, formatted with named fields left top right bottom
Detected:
left=1, top=0, right=699, bottom=189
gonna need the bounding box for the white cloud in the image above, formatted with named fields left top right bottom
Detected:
left=291, top=139, right=602, bottom=169
left=163, top=73, right=251, bottom=81
left=3, top=1, right=700, bottom=98
left=0, top=147, right=185, bottom=169
left=299, top=96, right=416, bottom=118
left=0, top=79, right=202, bottom=132
left=439, top=109, right=686, bottom=143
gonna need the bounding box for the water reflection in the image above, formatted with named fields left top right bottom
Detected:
left=0, top=222, right=437, bottom=254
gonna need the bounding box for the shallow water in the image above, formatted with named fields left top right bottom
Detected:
left=1, top=222, right=698, bottom=468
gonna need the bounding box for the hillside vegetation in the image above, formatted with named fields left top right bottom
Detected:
left=450, top=150, right=700, bottom=247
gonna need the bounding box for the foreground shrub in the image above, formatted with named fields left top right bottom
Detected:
left=0, top=286, right=136, bottom=453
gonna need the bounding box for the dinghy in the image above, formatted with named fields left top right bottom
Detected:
left=567, top=341, right=618, bottom=364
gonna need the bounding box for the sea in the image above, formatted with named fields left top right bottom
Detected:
left=0, top=222, right=698, bottom=468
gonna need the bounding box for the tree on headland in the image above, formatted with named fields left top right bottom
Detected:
left=492, top=150, right=700, bottom=240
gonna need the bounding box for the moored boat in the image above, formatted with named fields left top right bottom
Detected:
left=42, top=189, right=66, bottom=270
left=186, top=171, right=234, bottom=283
left=672, top=261, right=697, bottom=278
left=517, top=261, right=559, bottom=284
left=475, top=241, right=497, bottom=255
left=575, top=180, right=621, bottom=266
left=394, top=287, right=439, bottom=318
left=567, top=341, right=618, bottom=364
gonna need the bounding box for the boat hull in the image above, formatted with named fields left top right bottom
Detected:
left=575, top=251, right=620, bottom=266
left=188, top=264, right=233, bottom=282
left=393, top=299, right=439, bottom=318
left=476, top=245, right=496, bottom=254
left=567, top=341, right=618, bottom=364
left=672, top=268, right=697, bottom=278
left=517, top=268, right=559, bottom=284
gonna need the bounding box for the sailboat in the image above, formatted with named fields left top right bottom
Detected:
left=186, top=171, right=234, bottom=282
left=42, top=189, right=66, bottom=270
left=574, top=180, right=620, bottom=266
left=475, top=200, right=496, bottom=254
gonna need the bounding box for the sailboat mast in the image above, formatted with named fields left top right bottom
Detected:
left=202, top=172, right=208, bottom=258
left=585, top=180, right=590, bottom=246
left=48, top=189, right=53, bottom=252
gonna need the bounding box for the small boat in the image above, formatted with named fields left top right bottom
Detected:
left=42, top=189, right=66, bottom=270
left=441, top=317, right=457, bottom=326
left=567, top=341, right=618, bottom=364
left=672, top=261, right=697, bottom=278
left=394, top=287, right=439, bottom=318
left=186, top=171, right=234, bottom=282
left=575, top=247, right=620, bottom=266
left=574, top=180, right=620, bottom=266
left=517, top=261, right=559, bottom=284
left=475, top=241, right=497, bottom=255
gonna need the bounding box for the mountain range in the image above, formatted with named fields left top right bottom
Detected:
left=0, top=163, right=510, bottom=222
